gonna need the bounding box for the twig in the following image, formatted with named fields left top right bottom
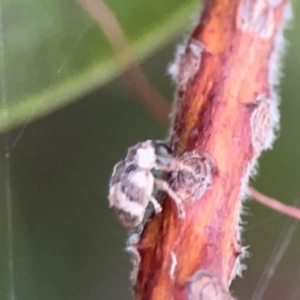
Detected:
left=248, top=187, right=300, bottom=221
left=78, top=0, right=170, bottom=126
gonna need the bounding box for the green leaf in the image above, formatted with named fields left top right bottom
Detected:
left=0, top=0, right=199, bottom=132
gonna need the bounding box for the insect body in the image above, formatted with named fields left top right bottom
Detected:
left=108, top=140, right=184, bottom=228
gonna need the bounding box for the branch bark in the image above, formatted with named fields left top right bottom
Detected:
left=134, top=0, right=291, bottom=299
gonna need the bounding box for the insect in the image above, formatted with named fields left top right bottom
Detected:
left=108, top=140, right=184, bottom=228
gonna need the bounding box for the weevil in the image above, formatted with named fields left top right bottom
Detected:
left=108, top=140, right=184, bottom=228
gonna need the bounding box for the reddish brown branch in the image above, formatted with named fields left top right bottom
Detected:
left=78, top=0, right=170, bottom=125
left=135, top=0, right=291, bottom=299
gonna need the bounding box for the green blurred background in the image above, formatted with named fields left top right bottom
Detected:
left=0, top=1, right=300, bottom=299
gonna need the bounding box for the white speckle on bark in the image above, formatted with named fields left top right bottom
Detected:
left=231, top=246, right=249, bottom=280
left=236, top=0, right=275, bottom=39
left=169, top=252, right=177, bottom=280
left=168, top=38, right=204, bottom=90
left=168, top=38, right=205, bottom=146
left=250, top=95, right=278, bottom=155
left=268, top=2, right=292, bottom=89
left=188, top=270, right=234, bottom=300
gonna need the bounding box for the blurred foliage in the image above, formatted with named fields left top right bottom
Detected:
left=0, top=0, right=197, bottom=132
left=0, top=1, right=300, bottom=300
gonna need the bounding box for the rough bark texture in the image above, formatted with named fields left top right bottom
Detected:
left=134, top=0, right=291, bottom=299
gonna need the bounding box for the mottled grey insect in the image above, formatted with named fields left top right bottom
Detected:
left=108, top=140, right=184, bottom=228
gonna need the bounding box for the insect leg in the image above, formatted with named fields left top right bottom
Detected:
left=154, top=178, right=185, bottom=219
left=155, top=159, right=195, bottom=174
left=149, top=196, right=162, bottom=214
